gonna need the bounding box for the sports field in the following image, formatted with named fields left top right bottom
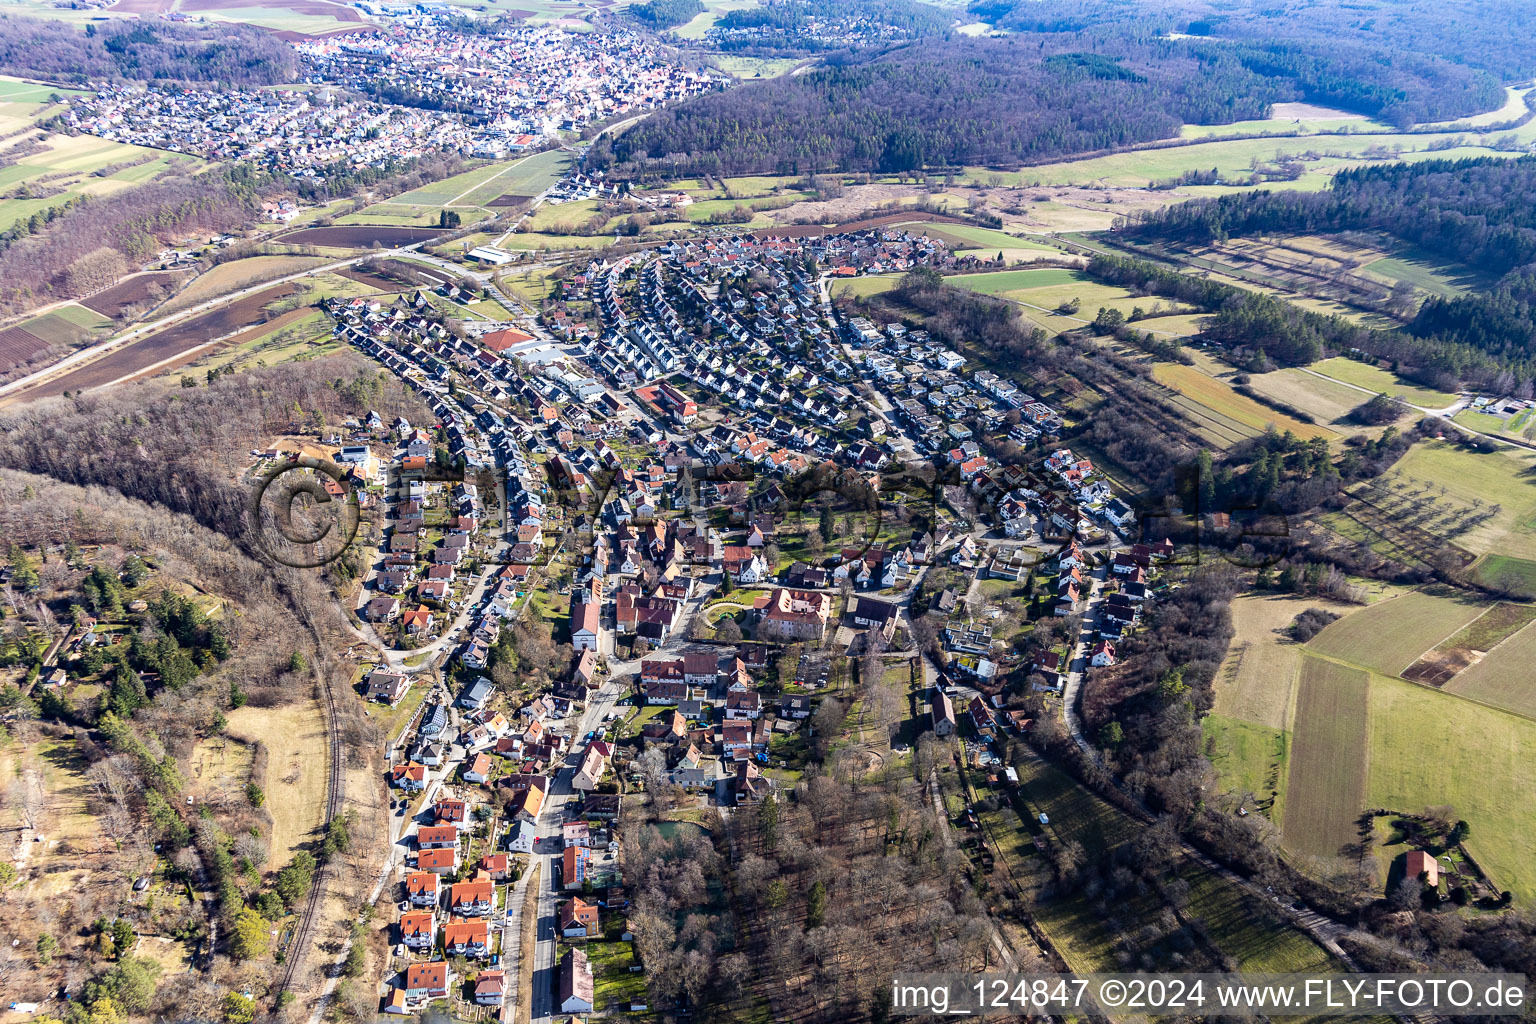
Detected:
left=1308, top=357, right=1458, bottom=408
left=1306, top=588, right=1490, bottom=676
left=711, top=56, right=802, bottom=79
left=382, top=150, right=570, bottom=215
left=1154, top=362, right=1335, bottom=442
left=1281, top=655, right=1370, bottom=861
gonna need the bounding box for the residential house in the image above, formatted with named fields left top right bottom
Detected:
left=557, top=948, right=595, bottom=1014
left=474, top=970, right=507, bottom=1007
left=418, top=824, right=458, bottom=851
left=406, top=871, right=439, bottom=907
left=405, top=962, right=451, bottom=1002
left=507, top=820, right=538, bottom=854
left=932, top=690, right=956, bottom=736
left=390, top=762, right=426, bottom=791
left=399, top=910, right=435, bottom=951
left=449, top=878, right=495, bottom=917
left=368, top=670, right=410, bottom=705
left=560, top=897, right=600, bottom=938
left=418, top=848, right=457, bottom=875
left=463, top=752, right=493, bottom=784
left=572, top=741, right=611, bottom=791
left=562, top=845, right=591, bottom=889
left=443, top=919, right=491, bottom=959
left=571, top=602, right=600, bottom=651
left=478, top=853, right=511, bottom=881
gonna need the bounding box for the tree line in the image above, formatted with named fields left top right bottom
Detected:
left=1084, top=251, right=1535, bottom=395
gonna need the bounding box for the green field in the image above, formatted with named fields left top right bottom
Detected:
left=900, top=220, right=1058, bottom=255
left=1015, top=754, right=1340, bottom=981
left=1306, top=589, right=1490, bottom=676
left=191, top=5, right=366, bottom=33
left=1388, top=441, right=1536, bottom=559
left=1153, top=361, right=1335, bottom=442
left=1360, top=249, right=1495, bottom=297
left=672, top=0, right=761, bottom=39
left=1181, top=865, right=1336, bottom=974
left=525, top=198, right=605, bottom=233
left=830, top=274, right=900, bottom=299
left=387, top=150, right=570, bottom=212
left=14, top=304, right=114, bottom=346
left=0, top=77, right=85, bottom=103
left=1307, top=357, right=1459, bottom=408
left=1445, top=618, right=1536, bottom=718
left=0, top=128, right=195, bottom=232
left=1131, top=312, right=1208, bottom=336
left=503, top=231, right=616, bottom=251
left=1367, top=671, right=1536, bottom=900
left=1203, top=713, right=1288, bottom=818
left=968, top=125, right=1536, bottom=194
left=946, top=267, right=1082, bottom=295
left=1014, top=755, right=1140, bottom=857
left=1438, top=602, right=1536, bottom=654
left=1469, top=553, right=1536, bottom=597
left=1453, top=407, right=1531, bottom=438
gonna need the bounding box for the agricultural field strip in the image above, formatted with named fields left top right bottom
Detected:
left=1281, top=654, right=1370, bottom=860
left=1445, top=618, right=1536, bottom=718
left=1307, top=590, right=1491, bottom=677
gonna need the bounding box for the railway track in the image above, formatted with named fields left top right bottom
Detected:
left=272, top=668, right=345, bottom=1007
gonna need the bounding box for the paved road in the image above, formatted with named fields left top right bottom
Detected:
left=1060, top=561, right=1110, bottom=754
left=520, top=676, right=628, bottom=1023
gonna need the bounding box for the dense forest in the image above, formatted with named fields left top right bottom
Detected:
left=0, top=15, right=296, bottom=86
left=624, top=0, right=704, bottom=31
left=1118, top=158, right=1536, bottom=380
left=594, top=38, right=1285, bottom=177
left=969, top=0, right=1513, bottom=126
